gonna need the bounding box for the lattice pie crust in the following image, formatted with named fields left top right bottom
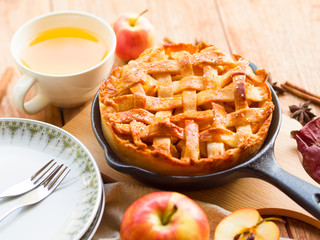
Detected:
left=99, top=42, right=274, bottom=176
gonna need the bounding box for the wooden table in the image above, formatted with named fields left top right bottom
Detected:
left=1, top=0, right=320, bottom=239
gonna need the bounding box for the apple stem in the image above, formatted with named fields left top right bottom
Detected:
left=130, top=9, right=148, bottom=26
left=161, top=204, right=178, bottom=225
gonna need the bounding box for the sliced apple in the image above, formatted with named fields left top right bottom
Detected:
left=214, top=208, right=280, bottom=240
left=254, top=220, right=280, bottom=240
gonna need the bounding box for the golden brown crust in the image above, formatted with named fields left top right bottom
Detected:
left=99, top=42, right=274, bottom=176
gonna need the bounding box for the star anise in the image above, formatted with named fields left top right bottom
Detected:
left=289, top=101, right=316, bottom=125
left=268, top=77, right=285, bottom=95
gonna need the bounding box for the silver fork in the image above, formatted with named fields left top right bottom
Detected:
left=0, top=159, right=58, bottom=199
left=0, top=164, right=70, bottom=223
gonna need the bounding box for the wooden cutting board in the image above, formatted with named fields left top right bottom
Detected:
left=63, top=103, right=320, bottom=228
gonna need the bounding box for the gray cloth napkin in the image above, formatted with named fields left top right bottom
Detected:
left=92, top=182, right=293, bottom=240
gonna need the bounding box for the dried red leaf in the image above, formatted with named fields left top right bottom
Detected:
left=292, top=116, right=320, bottom=183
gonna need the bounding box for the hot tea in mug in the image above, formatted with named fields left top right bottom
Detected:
left=11, top=11, right=116, bottom=114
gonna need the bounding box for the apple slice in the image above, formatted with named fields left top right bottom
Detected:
left=254, top=221, right=280, bottom=240
left=214, top=208, right=280, bottom=240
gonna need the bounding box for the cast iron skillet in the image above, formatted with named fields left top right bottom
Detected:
left=91, top=63, right=320, bottom=220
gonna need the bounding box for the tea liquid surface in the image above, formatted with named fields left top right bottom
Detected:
left=21, top=27, right=108, bottom=75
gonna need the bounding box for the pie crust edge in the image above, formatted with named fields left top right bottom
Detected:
left=98, top=43, right=274, bottom=176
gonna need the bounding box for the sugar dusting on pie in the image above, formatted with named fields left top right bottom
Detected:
left=99, top=42, right=274, bottom=176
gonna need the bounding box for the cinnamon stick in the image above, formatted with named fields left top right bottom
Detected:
left=0, top=67, right=14, bottom=102
left=281, top=81, right=320, bottom=105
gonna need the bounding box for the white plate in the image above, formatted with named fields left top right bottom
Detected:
left=80, top=185, right=105, bottom=240
left=0, top=118, right=103, bottom=240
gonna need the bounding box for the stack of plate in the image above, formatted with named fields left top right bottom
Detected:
left=0, top=118, right=105, bottom=240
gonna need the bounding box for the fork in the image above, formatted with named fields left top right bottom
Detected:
left=0, top=159, right=57, bottom=199
left=0, top=164, right=70, bottom=223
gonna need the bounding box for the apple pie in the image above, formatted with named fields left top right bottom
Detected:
left=99, top=42, right=274, bottom=176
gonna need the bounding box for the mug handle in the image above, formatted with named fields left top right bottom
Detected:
left=12, top=74, right=50, bottom=114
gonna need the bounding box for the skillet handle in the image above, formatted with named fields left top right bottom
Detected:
left=245, top=147, right=320, bottom=220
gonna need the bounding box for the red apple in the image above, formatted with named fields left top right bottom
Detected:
left=120, top=191, right=210, bottom=240
left=214, top=208, right=280, bottom=240
left=113, top=10, right=155, bottom=61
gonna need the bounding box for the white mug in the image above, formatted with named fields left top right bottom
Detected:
left=11, top=11, right=116, bottom=114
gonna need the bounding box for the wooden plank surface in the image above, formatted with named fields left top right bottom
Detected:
left=1, top=0, right=320, bottom=239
